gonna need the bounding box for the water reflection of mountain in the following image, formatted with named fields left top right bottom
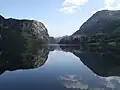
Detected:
left=0, top=45, right=55, bottom=75
left=60, top=45, right=120, bottom=77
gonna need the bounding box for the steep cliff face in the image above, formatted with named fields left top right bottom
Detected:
left=0, top=15, right=49, bottom=43
left=0, top=15, right=50, bottom=53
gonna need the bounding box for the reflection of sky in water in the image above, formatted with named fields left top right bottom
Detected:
left=59, top=74, right=120, bottom=90
left=0, top=50, right=120, bottom=90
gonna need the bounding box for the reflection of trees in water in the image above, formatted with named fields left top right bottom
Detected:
left=60, top=45, right=120, bottom=77
left=0, top=44, right=54, bottom=75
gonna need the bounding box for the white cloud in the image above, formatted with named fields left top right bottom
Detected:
left=63, top=0, right=88, bottom=6
left=59, top=0, right=88, bottom=13
left=104, top=0, right=115, bottom=6
left=59, top=6, right=79, bottom=13
left=90, top=0, right=120, bottom=17
left=104, top=0, right=120, bottom=10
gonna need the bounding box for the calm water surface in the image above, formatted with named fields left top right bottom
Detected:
left=0, top=46, right=120, bottom=90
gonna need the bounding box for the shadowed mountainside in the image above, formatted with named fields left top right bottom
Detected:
left=59, top=10, right=120, bottom=45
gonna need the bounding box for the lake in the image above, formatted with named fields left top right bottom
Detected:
left=0, top=45, right=120, bottom=90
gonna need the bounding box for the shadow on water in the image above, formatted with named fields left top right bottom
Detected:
left=60, top=45, right=120, bottom=77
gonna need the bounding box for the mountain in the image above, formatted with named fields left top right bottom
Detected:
left=73, top=10, right=120, bottom=36
left=0, top=15, right=50, bottom=43
left=59, top=10, right=120, bottom=44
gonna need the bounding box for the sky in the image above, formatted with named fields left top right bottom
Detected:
left=0, top=0, right=120, bottom=37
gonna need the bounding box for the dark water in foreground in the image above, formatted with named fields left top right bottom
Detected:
left=0, top=46, right=120, bottom=90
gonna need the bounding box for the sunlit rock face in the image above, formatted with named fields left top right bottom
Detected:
left=0, top=15, right=50, bottom=44
left=21, top=20, right=49, bottom=41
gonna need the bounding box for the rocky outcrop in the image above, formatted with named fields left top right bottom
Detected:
left=0, top=15, right=49, bottom=44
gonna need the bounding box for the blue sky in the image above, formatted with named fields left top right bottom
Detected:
left=0, top=0, right=120, bottom=37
